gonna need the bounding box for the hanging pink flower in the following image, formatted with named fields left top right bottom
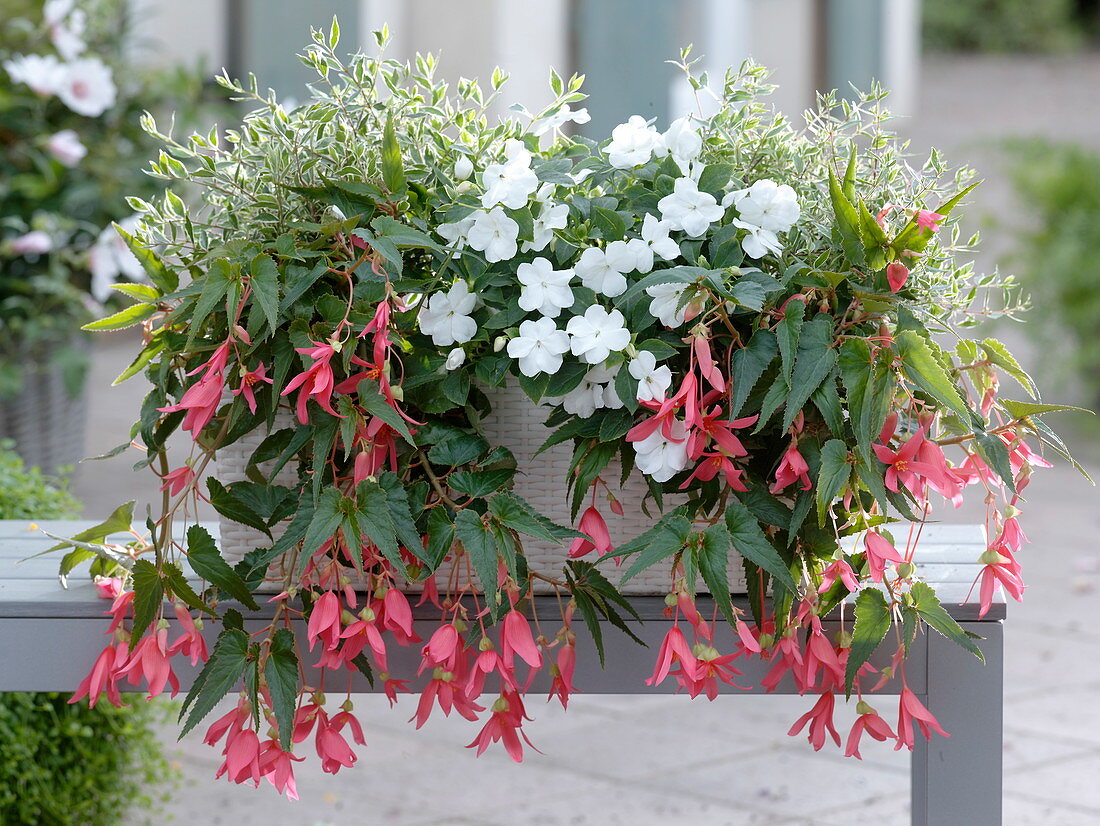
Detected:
left=886, top=262, right=909, bottom=292
left=770, top=441, right=812, bottom=493
left=232, top=362, right=273, bottom=414
left=895, top=685, right=949, bottom=750
left=864, top=532, right=905, bottom=582
left=159, top=465, right=195, bottom=496
left=281, top=341, right=342, bottom=424
left=914, top=209, right=945, bottom=233
left=788, top=691, right=841, bottom=751
left=845, top=702, right=896, bottom=759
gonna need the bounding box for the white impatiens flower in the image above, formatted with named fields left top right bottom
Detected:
left=531, top=104, right=591, bottom=136
left=733, top=219, right=784, bottom=259
left=9, top=231, right=54, bottom=256
left=566, top=305, right=631, bottom=364
left=633, top=214, right=680, bottom=273
left=56, top=57, right=116, bottom=117
left=729, top=179, right=800, bottom=234
left=562, top=364, right=621, bottom=418
left=480, top=139, right=538, bottom=209
left=645, top=281, right=703, bottom=328
left=604, top=239, right=646, bottom=275
left=576, top=246, right=629, bottom=298
left=436, top=214, right=476, bottom=255
left=658, top=177, right=724, bottom=237
left=507, top=317, right=570, bottom=377
left=4, top=54, right=63, bottom=96
left=453, top=156, right=474, bottom=181
left=445, top=348, right=466, bottom=371
left=659, top=117, right=703, bottom=170
left=417, top=281, right=478, bottom=347
left=633, top=419, right=691, bottom=482
left=467, top=207, right=520, bottom=263
left=88, top=217, right=144, bottom=301
left=46, top=129, right=86, bottom=166
left=517, top=257, right=575, bottom=318
left=522, top=201, right=568, bottom=252
left=606, top=115, right=662, bottom=170
left=629, top=351, right=673, bottom=403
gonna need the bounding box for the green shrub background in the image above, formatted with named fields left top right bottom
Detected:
left=0, top=442, right=177, bottom=825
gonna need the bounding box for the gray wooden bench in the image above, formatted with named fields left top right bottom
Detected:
left=0, top=520, right=1003, bottom=825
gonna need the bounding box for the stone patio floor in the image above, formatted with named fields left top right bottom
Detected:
left=69, top=53, right=1100, bottom=824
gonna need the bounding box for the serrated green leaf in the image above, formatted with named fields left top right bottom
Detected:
left=207, top=477, right=270, bottom=536
left=488, top=491, right=581, bottom=544
left=730, top=329, right=777, bottom=418
left=266, top=628, right=298, bottom=749
left=724, top=501, right=797, bottom=594
left=845, top=588, right=891, bottom=695
left=829, top=167, right=865, bottom=266
left=618, top=515, right=691, bottom=584
left=179, top=626, right=249, bottom=738
left=82, top=302, right=155, bottom=331
left=895, top=331, right=971, bottom=423
left=130, top=559, right=164, bottom=645
left=162, top=562, right=212, bottom=615
left=115, top=224, right=178, bottom=292
left=455, top=509, right=502, bottom=612
left=1001, top=400, right=1093, bottom=419
left=186, top=524, right=260, bottom=610
left=910, top=581, right=984, bottom=660
left=698, top=524, right=736, bottom=628
left=816, top=440, right=851, bottom=525
left=979, top=339, right=1035, bottom=399
left=782, top=316, right=838, bottom=431
left=381, top=111, right=406, bottom=195
left=777, top=299, right=805, bottom=382
left=249, top=254, right=280, bottom=332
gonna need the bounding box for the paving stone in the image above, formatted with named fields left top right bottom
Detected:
left=1001, top=753, right=1100, bottom=814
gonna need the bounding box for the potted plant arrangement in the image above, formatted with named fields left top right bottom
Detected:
left=54, top=23, right=1085, bottom=797
left=0, top=0, right=202, bottom=472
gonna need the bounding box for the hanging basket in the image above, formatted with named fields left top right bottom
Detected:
left=214, top=386, right=747, bottom=594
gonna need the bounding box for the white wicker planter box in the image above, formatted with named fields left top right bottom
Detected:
left=215, top=387, right=747, bottom=595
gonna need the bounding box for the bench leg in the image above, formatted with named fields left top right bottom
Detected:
left=911, top=621, right=1003, bottom=826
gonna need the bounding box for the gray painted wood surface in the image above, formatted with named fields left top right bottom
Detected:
left=0, top=519, right=1004, bottom=825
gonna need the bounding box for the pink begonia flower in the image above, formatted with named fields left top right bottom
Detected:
left=845, top=703, right=896, bottom=759
left=92, top=575, right=123, bottom=600
left=116, top=627, right=180, bottom=699
left=895, top=685, right=949, bottom=750
left=281, top=341, right=342, bottom=424
left=381, top=588, right=419, bottom=644
left=803, top=618, right=845, bottom=690
left=466, top=643, right=518, bottom=699
left=680, top=451, right=749, bottom=491
left=258, top=738, right=303, bottom=799
left=158, top=370, right=225, bottom=436
left=915, top=209, right=945, bottom=233
left=788, top=691, right=841, bottom=751
left=761, top=630, right=806, bottom=693
left=336, top=608, right=389, bottom=672
left=568, top=505, right=613, bottom=558
left=677, top=646, right=745, bottom=699
left=159, top=465, right=195, bottom=496
left=69, top=641, right=127, bottom=708
left=501, top=609, right=542, bottom=669
left=466, top=690, right=539, bottom=763
left=646, top=626, right=699, bottom=686
left=422, top=623, right=462, bottom=672
left=818, top=557, right=859, bottom=594
left=886, top=261, right=909, bottom=292
left=219, top=727, right=262, bottom=786
left=548, top=641, right=577, bottom=709
left=692, top=334, right=726, bottom=392
left=167, top=603, right=209, bottom=666
left=411, top=657, right=484, bottom=729
left=231, top=362, right=272, bottom=414
left=306, top=591, right=343, bottom=652
left=872, top=429, right=951, bottom=498
left=864, top=532, right=905, bottom=582
left=770, top=441, right=812, bottom=494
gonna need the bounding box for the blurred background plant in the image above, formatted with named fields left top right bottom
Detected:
left=922, top=0, right=1099, bottom=53
left=1001, top=138, right=1100, bottom=412
left=0, top=438, right=179, bottom=826
left=0, top=0, right=212, bottom=471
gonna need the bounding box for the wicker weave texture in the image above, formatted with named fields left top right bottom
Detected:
left=0, top=358, right=87, bottom=475
left=215, top=387, right=746, bottom=595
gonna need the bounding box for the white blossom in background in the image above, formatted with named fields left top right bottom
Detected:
left=46, top=129, right=86, bottom=167
left=646, top=281, right=702, bottom=328
left=4, top=54, right=63, bottom=96
left=727, top=179, right=800, bottom=233
left=9, top=230, right=54, bottom=256
left=606, top=115, right=662, bottom=169
left=416, top=280, right=478, bottom=347
left=657, top=176, right=723, bottom=237
left=659, top=117, right=703, bottom=171
left=88, top=217, right=144, bottom=301
left=445, top=348, right=466, bottom=371
left=56, top=57, right=116, bottom=117
left=467, top=207, right=520, bottom=263
left=517, top=257, right=574, bottom=318
left=637, top=214, right=680, bottom=271
left=530, top=104, right=591, bottom=136
left=734, top=219, right=784, bottom=259
left=566, top=305, right=630, bottom=364
left=507, top=317, right=570, bottom=377
left=562, top=364, right=621, bottom=418
left=45, top=0, right=86, bottom=60
left=576, top=246, right=629, bottom=298
left=480, top=139, right=538, bottom=209
left=522, top=201, right=568, bottom=252
left=629, top=351, right=673, bottom=403
left=436, top=214, right=475, bottom=256
left=453, top=156, right=474, bottom=181
left=633, top=419, right=690, bottom=482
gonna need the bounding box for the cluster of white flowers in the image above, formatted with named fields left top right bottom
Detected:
left=416, top=280, right=478, bottom=347
left=723, top=179, right=801, bottom=258
left=3, top=0, right=117, bottom=120
left=562, top=364, right=622, bottom=418
left=633, top=419, right=690, bottom=482
left=606, top=114, right=703, bottom=173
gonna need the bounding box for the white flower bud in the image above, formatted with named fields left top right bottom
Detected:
left=445, top=347, right=466, bottom=371
left=454, top=156, right=474, bottom=181
left=493, top=336, right=507, bottom=353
